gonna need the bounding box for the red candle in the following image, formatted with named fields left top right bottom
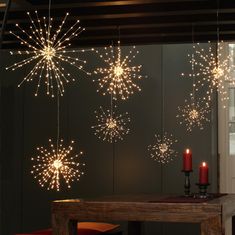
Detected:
left=199, top=162, right=209, bottom=184
left=183, top=148, right=192, bottom=171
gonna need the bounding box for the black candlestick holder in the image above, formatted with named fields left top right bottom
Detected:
left=196, top=183, right=210, bottom=198
left=182, top=170, right=193, bottom=197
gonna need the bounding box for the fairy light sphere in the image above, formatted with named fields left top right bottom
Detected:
left=6, top=11, right=92, bottom=97
left=183, top=42, right=235, bottom=105
left=91, top=106, right=131, bottom=143
left=176, top=98, right=211, bottom=132
left=31, top=139, right=85, bottom=191
left=93, top=41, right=146, bottom=100
left=148, top=133, right=178, bottom=164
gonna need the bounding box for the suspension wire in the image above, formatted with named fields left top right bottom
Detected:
left=216, top=0, right=220, bottom=45
left=215, top=0, right=220, bottom=70
left=160, top=45, right=164, bottom=198
left=118, top=26, right=120, bottom=43
left=56, top=90, right=60, bottom=153
left=111, top=93, right=113, bottom=117
left=161, top=45, right=165, bottom=138
left=191, top=23, right=196, bottom=103
left=48, top=0, right=52, bottom=44
left=215, top=0, right=219, bottom=104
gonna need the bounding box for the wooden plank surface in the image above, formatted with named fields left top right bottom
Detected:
left=52, top=194, right=224, bottom=223
left=51, top=194, right=235, bottom=235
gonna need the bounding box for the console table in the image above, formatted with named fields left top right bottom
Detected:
left=52, top=194, right=235, bottom=235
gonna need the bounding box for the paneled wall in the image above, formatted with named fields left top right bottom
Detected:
left=0, top=44, right=217, bottom=235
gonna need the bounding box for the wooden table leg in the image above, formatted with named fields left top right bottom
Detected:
left=68, top=220, right=78, bottom=235
left=201, top=216, right=222, bottom=235
left=128, top=221, right=142, bottom=235
left=52, top=214, right=77, bottom=235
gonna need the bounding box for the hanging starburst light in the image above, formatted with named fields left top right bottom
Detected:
left=93, top=41, right=146, bottom=100
left=176, top=98, right=211, bottom=132
left=182, top=42, right=235, bottom=104
left=6, top=11, right=92, bottom=97
left=31, top=139, right=85, bottom=191
left=91, top=106, right=130, bottom=143
left=148, top=133, right=178, bottom=164
left=179, top=52, right=211, bottom=131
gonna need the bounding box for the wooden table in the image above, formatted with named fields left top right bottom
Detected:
left=51, top=194, right=235, bottom=235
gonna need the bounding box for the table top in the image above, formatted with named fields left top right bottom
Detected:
left=53, top=193, right=234, bottom=205
left=52, top=194, right=235, bottom=223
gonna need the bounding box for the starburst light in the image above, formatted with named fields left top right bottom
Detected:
left=31, top=139, right=85, bottom=191
left=182, top=42, right=235, bottom=104
left=6, top=11, right=92, bottom=97
left=148, top=133, right=178, bottom=164
left=176, top=98, right=211, bottom=132
left=91, top=106, right=130, bottom=143
left=93, top=41, right=146, bottom=100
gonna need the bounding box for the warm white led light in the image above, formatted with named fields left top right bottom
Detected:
left=91, top=106, right=130, bottom=143
left=182, top=42, right=235, bottom=106
left=93, top=41, right=146, bottom=100
left=176, top=98, right=211, bottom=132
left=148, top=133, right=178, bottom=164
left=31, top=139, right=85, bottom=191
left=6, top=11, right=93, bottom=97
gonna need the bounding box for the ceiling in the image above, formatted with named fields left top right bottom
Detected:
left=1, top=0, right=235, bottom=49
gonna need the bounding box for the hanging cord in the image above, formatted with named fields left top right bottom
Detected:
left=216, top=0, right=220, bottom=45
left=110, top=93, right=113, bottom=117
left=117, top=26, right=121, bottom=66
left=160, top=45, right=165, bottom=235
left=161, top=45, right=165, bottom=139
left=111, top=80, right=115, bottom=194
left=117, top=26, right=121, bottom=43
left=191, top=24, right=196, bottom=105
left=216, top=0, right=220, bottom=72
left=160, top=45, right=164, bottom=195
left=48, top=0, right=52, bottom=44
left=56, top=90, right=60, bottom=154
left=192, top=53, right=196, bottom=103
left=48, top=0, right=51, bottom=21
left=214, top=0, right=219, bottom=102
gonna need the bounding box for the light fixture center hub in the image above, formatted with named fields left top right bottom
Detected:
left=114, top=65, right=124, bottom=76
left=212, top=67, right=223, bottom=79
left=189, top=109, right=199, bottom=120
left=159, top=143, right=168, bottom=154
left=53, top=159, right=63, bottom=170
left=106, top=118, right=117, bottom=129
left=42, top=46, right=56, bottom=60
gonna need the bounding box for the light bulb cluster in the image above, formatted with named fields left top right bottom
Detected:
left=93, top=40, right=146, bottom=100
left=176, top=98, right=211, bottom=132
left=6, top=11, right=93, bottom=97
left=91, top=106, right=130, bottom=143
left=148, top=133, right=178, bottom=164
left=182, top=42, right=235, bottom=106
left=31, top=139, right=85, bottom=191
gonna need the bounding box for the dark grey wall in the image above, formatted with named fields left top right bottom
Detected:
left=0, top=43, right=217, bottom=235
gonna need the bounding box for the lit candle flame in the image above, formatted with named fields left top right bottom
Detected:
left=202, top=162, right=207, bottom=167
